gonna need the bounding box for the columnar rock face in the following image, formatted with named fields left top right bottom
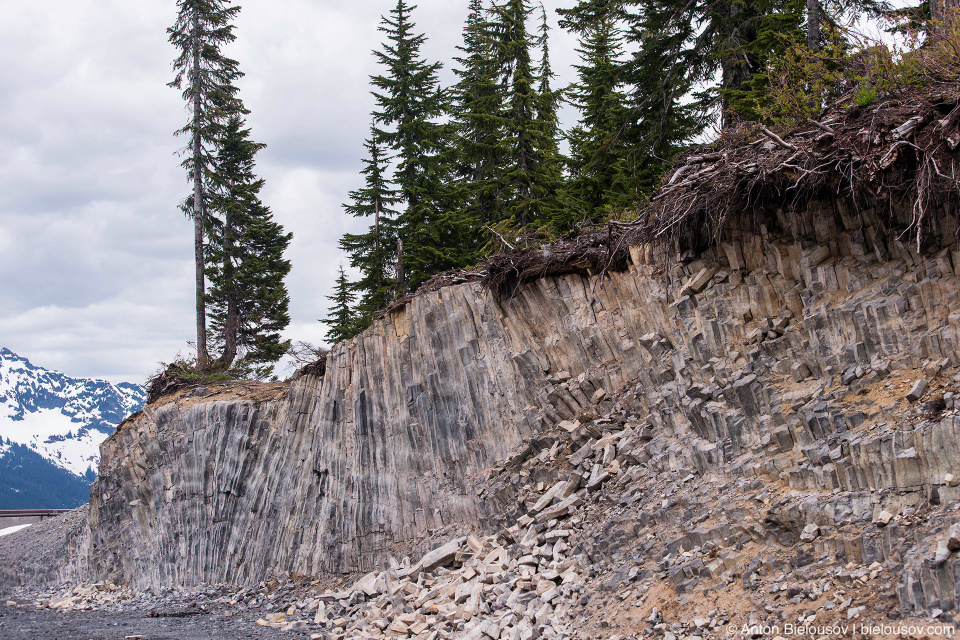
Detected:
left=38, top=200, right=960, bottom=610
left=89, top=387, right=317, bottom=587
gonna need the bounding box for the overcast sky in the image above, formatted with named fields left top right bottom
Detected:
left=0, top=0, right=580, bottom=384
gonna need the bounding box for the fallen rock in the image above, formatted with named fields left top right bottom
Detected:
left=418, top=538, right=465, bottom=574
left=799, top=523, right=820, bottom=542
left=875, top=510, right=894, bottom=526
left=906, top=379, right=929, bottom=402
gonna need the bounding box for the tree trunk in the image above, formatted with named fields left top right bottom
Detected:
left=395, top=237, right=405, bottom=295
left=806, top=0, right=820, bottom=51
left=374, top=198, right=381, bottom=295
left=191, top=7, right=209, bottom=366
left=217, top=208, right=238, bottom=370
left=931, top=0, right=960, bottom=25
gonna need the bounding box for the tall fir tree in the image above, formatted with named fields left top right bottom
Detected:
left=322, top=265, right=359, bottom=344
left=168, top=0, right=245, bottom=365
left=563, top=10, right=638, bottom=222
left=615, top=0, right=768, bottom=132
left=370, top=0, right=468, bottom=292
left=450, top=0, right=505, bottom=235
left=618, top=0, right=889, bottom=131
left=931, top=0, right=958, bottom=23
left=557, top=0, right=742, bottom=198
left=618, top=0, right=705, bottom=171
left=206, top=116, right=292, bottom=375
left=339, top=129, right=400, bottom=327
left=532, top=6, right=567, bottom=230
left=489, top=0, right=565, bottom=230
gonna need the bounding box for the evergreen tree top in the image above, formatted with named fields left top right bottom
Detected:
left=167, top=0, right=244, bottom=97
left=370, top=0, right=445, bottom=126
left=343, top=133, right=401, bottom=220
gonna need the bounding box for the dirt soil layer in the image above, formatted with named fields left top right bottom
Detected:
left=0, top=603, right=311, bottom=640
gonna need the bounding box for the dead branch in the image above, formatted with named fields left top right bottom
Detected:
left=892, top=116, right=923, bottom=140
left=667, top=164, right=696, bottom=185
left=607, top=218, right=645, bottom=228
left=935, top=103, right=960, bottom=132
left=759, top=125, right=799, bottom=151
left=806, top=118, right=836, bottom=135
left=484, top=225, right=516, bottom=251
left=684, top=152, right=724, bottom=165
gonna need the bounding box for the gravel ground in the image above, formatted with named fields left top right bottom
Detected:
left=0, top=603, right=313, bottom=640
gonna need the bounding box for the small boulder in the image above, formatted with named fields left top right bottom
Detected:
left=419, top=538, right=464, bottom=573
left=875, top=510, right=894, bottom=526
left=906, top=379, right=928, bottom=402
left=799, top=523, right=820, bottom=543
left=934, top=540, right=952, bottom=566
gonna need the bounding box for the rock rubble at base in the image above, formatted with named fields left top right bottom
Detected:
left=11, top=369, right=959, bottom=639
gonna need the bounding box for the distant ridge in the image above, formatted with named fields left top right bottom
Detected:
left=0, top=348, right=145, bottom=508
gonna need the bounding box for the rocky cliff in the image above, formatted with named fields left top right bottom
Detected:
left=5, top=93, right=960, bottom=631
left=71, top=193, right=960, bottom=613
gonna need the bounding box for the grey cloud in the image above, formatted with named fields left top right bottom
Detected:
left=1, top=0, right=581, bottom=384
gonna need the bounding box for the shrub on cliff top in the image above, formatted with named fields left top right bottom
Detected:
left=145, top=358, right=235, bottom=404
left=749, top=14, right=960, bottom=128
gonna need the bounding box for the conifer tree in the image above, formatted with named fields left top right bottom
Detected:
left=168, top=0, right=245, bottom=365
left=322, top=265, right=359, bottom=344
left=339, top=130, right=400, bottom=328
left=931, top=0, right=958, bottom=24
left=370, top=0, right=467, bottom=292
left=450, top=0, right=505, bottom=234
left=490, top=0, right=564, bottom=229
left=206, top=116, right=292, bottom=375
left=620, top=0, right=888, bottom=130
left=615, top=0, right=767, bottom=132
left=558, top=0, right=734, bottom=192
left=618, top=0, right=710, bottom=155
left=563, top=11, right=638, bottom=221
left=532, top=6, right=566, bottom=230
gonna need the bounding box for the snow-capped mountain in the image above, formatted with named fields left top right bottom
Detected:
left=0, top=348, right=144, bottom=506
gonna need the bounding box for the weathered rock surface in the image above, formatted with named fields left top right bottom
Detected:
left=5, top=199, right=960, bottom=632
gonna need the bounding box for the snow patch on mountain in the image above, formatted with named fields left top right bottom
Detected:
left=0, top=348, right=145, bottom=478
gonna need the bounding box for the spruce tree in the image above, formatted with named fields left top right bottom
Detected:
left=450, top=0, right=505, bottom=234
left=563, top=12, right=638, bottom=222
left=931, top=0, right=957, bottom=23
left=619, top=0, right=888, bottom=130
left=168, top=0, right=245, bottom=365
left=615, top=0, right=768, bottom=132
left=322, top=265, right=359, bottom=344
left=206, top=116, right=292, bottom=375
left=339, top=129, right=400, bottom=328
left=557, top=0, right=728, bottom=196
left=532, top=6, right=566, bottom=230
left=370, top=0, right=467, bottom=292
left=490, top=0, right=565, bottom=230
left=619, top=0, right=710, bottom=157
